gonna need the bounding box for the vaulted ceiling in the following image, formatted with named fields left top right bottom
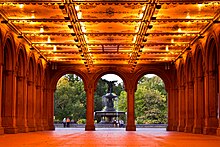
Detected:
left=1, top=0, right=220, bottom=72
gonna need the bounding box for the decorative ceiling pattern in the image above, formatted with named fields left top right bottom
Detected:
left=0, top=0, right=220, bottom=72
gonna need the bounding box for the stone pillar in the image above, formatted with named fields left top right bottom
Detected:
left=217, top=65, right=220, bottom=136
left=16, top=76, right=28, bottom=133
left=27, top=80, right=37, bottom=132
left=193, top=76, right=204, bottom=134
left=126, top=86, right=136, bottom=131
left=177, top=85, right=185, bottom=132
left=173, top=88, right=179, bottom=131
left=167, top=87, right=178, bottom=131
left=204, top=71, right=218, bottom=135
left=0, top=64, right=4, bottom=134
left=85, top=84, right=95, bottom=131
left=184, top=81, right=194, bottom=133
left=47, top=88, right=55, bottom=130
left=42, top=87, right=49, bottom=130
left=2, top=70, right=18, bottom=133
left=35, top=85, right=44, bottom=131
left=167, top=88, right=173, bottom=131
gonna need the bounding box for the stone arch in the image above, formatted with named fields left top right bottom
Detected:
left=203, top=35, right=219, bottom=134
left=27, top=54, right=36, bottom=82
left=193, top=44, right=205, bottom=134
left=134, top=67, right=172, bottom=92
left=35, top=60, right=44, bottom=131
left=16, top=45, right=28, bottom=133
left=16, top=44, right=27, bottom=77
left=184, top=53, right=194, bottom=132
left=185, top=52, right=194, bottom=83
left=177, top=59, right=186, bottom=132
left=26, top=55, right=37, bottom=132
left=36, top=61, right=43, bottom=86
left=2, top=35, right=17, bottom=133
left=3, top=35, right=16, bottom=71
left=92, top=69, right=127, bottom=91
left=50, top=68, right=88, bottom=91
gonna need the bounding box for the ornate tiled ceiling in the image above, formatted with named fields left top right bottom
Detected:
left=0, top=0, right=220, bottom=71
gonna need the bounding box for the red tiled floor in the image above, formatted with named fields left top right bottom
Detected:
left=0, top=128, right=220, bottom=147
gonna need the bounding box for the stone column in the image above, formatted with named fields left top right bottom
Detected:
left=204, top=71, right=218, bottom=135
left=184, top=81, right=194, bottom=133
left=16, top=76, right=28, bottom=133
left=126, top=85, right=136, bottom=131
left=27, top=80, right=37, bottom=132
left=167, top=87, right=178, bottom=131
left=42, top=87, right=49, bottom=130
left=177, top=85, right=185, bottom=132
left=193, top=76, right=204, bottom=134
left=85, top=84, right=95, bottom=131
left=167, top=88, right=173, bottom=131
left=47, top=88, right=55, bottom=130
left=173, top=87, right=179, bottom=131
left=2, top=70, right=18, bottom=133
left=0, top=64, right=4, bottom=134
left=217, top=65, right=220, bottom=136
left=36, top=85, right=43, bottom=131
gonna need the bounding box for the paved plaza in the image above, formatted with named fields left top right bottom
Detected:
left=0, top=128, right=220, bottom=146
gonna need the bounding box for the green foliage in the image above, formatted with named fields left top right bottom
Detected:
left=135, top=75, right=167, bottom=124
left=54, top=75, right=86, bottom=123
left=54, top=74, right=167, bottom=125
left=118, top=91, right=127, bottom=111
left=77, top=119, right=86, bottom=124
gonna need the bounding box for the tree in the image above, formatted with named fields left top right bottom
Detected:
left=54, top=75, right=86, bottom=122
left=135, top=75, right=167, bottom=124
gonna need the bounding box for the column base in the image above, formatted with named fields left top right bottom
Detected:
left=217, top=128, right=220, bottom=136
left=17, top=126, right=29, bottom=133
left=0, top=127, right=4, bottom=134
left=166, top=125, right=172, bottom=131
left=184, top=126, right=193, bottom=133
left=126, top=125, right=136, bottom=131
left=172, top=125, right=178, bottom=131
left=203, top=127, right=217, bottom=135
left=28, top=126, right=37, bottom=132
left=37, top=125, right=44, bottom=131
left=193, top=127, right=203, bottom=134
left=85, top=124, right=95, bottom=131
left=48, top=124, right=55, bottom=130
left=177, top=126, right=185, bottom=132
left=4, top=127, right=18, bottom=134
left=43, top=125, right=49, bottom=130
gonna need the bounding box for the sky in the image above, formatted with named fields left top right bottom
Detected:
left=101, top=74, right=156, bottom=84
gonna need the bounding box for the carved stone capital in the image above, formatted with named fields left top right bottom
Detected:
left=17, top=75, right=25, bottom=81
left=27, top=80, right=33, bottom=86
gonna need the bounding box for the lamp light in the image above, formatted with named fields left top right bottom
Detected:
left=40, top=26, right=44, bottom=33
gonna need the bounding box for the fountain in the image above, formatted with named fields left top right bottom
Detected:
left=95, top=80, right=125, bottom=124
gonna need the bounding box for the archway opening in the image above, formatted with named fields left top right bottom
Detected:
left=54, top=74, right=86, bottom=128
left=94, top=74, right=127, bottom=129
left=135, top=74, right=167, bottom=128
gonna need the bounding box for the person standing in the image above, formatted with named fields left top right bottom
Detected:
left=63, top=117, right=66, bottom=128
left=66, top=117, right=71, bottom=127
